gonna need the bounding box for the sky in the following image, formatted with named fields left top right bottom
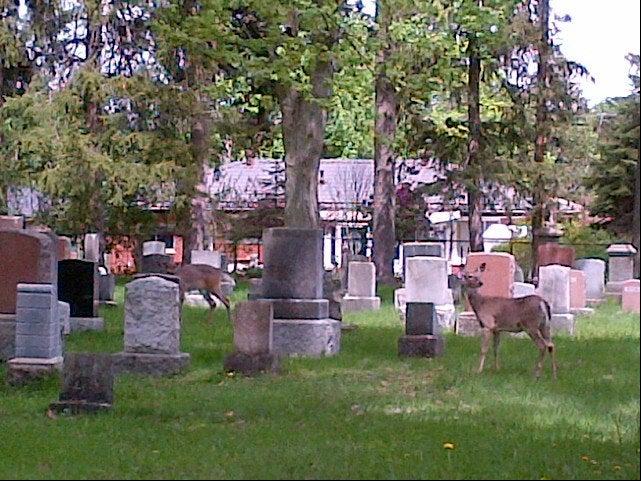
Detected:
left=361, top=0, right=640, bottom=106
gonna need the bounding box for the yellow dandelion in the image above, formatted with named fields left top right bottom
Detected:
left=581, top=455, right=590, bottom=462
left=443, top=442, right=455, bottom=450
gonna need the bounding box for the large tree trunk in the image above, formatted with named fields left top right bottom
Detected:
left=633, top=157, right=640, bottom=277
left=531, top=0, right=551, bottom=280
left=372, top=0, right=398, bottom=284
left=467, top=35, right=484, bottom=253
left=280, top=60, right=333, bottom=229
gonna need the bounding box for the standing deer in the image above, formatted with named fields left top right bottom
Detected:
left=460, top=263, right=557, bottom=380
left=169, top=264, right=234, bottom=323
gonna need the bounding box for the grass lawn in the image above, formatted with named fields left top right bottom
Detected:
left=0, top=280, right=639, bottom=480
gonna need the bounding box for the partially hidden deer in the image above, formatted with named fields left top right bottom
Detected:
left=460, top=262, right=557, bottom=380
left=168, top=263, right=234, bottom=323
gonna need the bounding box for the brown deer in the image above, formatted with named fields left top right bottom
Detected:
left=168, top=264, right=234, bottom=323
left=460, top=263, right=557, bottom=380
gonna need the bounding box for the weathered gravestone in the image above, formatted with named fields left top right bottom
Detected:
left=84, top=233, right=100, bottom=263
left=323, top=271, right=345, bottom=321
left=49, top=353, right=114, bottom=414
left=537, top=265, right=575, bottom=335
left=513, top=282, right=536, bottom=299
left=191, top=250, right=222, bottom=268
left=57, top=237, right=73, bottom=260
left=223, top=301, right=279, bottom=376
left=112, top=276, right=190, bottom=376
left=0, top=230, right=57, bottom=361
left=402, top=242, right=443, bottom=278
left=257, top=228, right=340, bottom=358
left=140, top=254, right=172, bottom=274
left=537, top=243, right=576, bottom=270
left=99, top=273, right=116, bottom=304
left=457, top=253, right=515, bottom=336
left=341, top=262, right=381, bottom=313
left=405, top=257, right=455, bottom=331
left=398, top=302, right=444, bottom=358
left=7, top=283, right=63, bottom=385
left=622, top=279, right=640, bottom=314
left=574, top=258, right=606, bottom=306
left=58, top=301, right=70, bottom=336
left=58, top=260, right=104, bottom=331
left=605, top=244, right=637, bottom=300
left=142, top=241, right=166, bottom=256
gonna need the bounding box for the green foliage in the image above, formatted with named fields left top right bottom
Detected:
left=561, top=220, right=617, bottom=261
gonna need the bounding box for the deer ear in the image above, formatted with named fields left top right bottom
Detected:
left=479, top=263, right=487, bottom=272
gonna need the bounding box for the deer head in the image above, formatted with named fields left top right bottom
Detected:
left=460, top=262, right=486, bottom=290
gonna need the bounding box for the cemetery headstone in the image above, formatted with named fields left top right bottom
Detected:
left=142, top=241, right=166, bottom=256
left=537, top=265, right=575, bottom=335
left=398, top=302, right=444, bottom=358
left=605, top=244, right=637, bottom=300
left=622, top=279, right=640, bottom=313
left=258, top=228, right=341, bottom=358
left=402, top=242, right=443, bottom=278
left=84, top=234, right=100, bottom=263
left=405, top=256, right=455, bottom=330
left=223, top=301, right=279, bottom=376
left=0, top=215, right=24, bottom=230
left=513, top=282, right=536, bottom=299
left=57, top=237, right=73, bottom=260
left=49, top=353, right=114, bottom=414
left=58, top=301, right=70, bottom=336
left=570, top=270, right=594, bottom=316
left=191, top=250, right=222, bottom=268
left=99, top=273, right=116, bottom=304
left=58, top=259, right=104, bottom=331
left=113, top=276, right=190, bottom=376
left=341, top=262, right=381, bottom=313
left=323, top=271, right=345, bottom=322
left=574, top=258, right=606, bottom=306
left=7, top=283, right=63, bottom=385
left=140, top=254, right=172, bottom=274
left=537, top=243, right=576, bottom=270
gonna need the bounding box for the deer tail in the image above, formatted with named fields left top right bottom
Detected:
left=540, top=299, right=554, bottom=351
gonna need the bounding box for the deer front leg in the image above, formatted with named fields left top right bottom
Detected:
left=527, top=329, right=548, bottom=380
left=478, top=329, right=492, bottom=374
left=492, top=332, right=501, bottom=371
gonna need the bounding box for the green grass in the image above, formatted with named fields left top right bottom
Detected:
left=0, top=279, right=639, bottom=480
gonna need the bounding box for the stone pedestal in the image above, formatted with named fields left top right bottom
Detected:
left=398, top=335, right=444, bottom=358
left=456, top=311, right=483, bottom=337
left=341, top=262, right=381, bottom=313
left=551, top=314, right=576, bottom=336
left=142, top=241, right=166, bottom=256
left=49, top=353, right=113, bottom=414
left=223, top=301, right=279, bottom=376
left=7, top=356, right=63, bottom=386
left=113, top=276, right=190, bottom=376
left=575, top=258, right=606, bottom=303
left=258, top=228, right=341, bottom=358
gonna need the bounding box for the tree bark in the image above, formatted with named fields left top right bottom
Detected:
left=372, top=0, right=398, bottom=284
left=531, top=0, right=551, bottom=280
left=633, top=157, right=640, bottom=276
left=280, top=59, right=333, bottom=229
left=467, top=35, right=484, bottom=253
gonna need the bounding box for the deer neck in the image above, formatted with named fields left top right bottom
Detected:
left=465, top=288, right=484, bottom=311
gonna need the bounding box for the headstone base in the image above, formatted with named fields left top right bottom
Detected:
left=7, top=357, right=63, bottom=386
left=268, top=299, right=329, bottom=319
left=223, top=351, right=280, bottom=377
left=587, top=298, right=605, bottom=308
left=70, top=317, right=104, bottom=332
left=341, top=296, right=381, bottom=313
left=398, top=335, right=444, bottom=358
left=58, top=302, right=71, bottom=335
left=571, top=307, right=595, bottom=317
left=272, top=319, right=341, bottom=357
left=49, top=400, right=112, bottom=415
left=456, top=311, right=483, bottom=336
left=0, top=314, right=16, bottom=361
left=606, top=281, right=625, bottom=296
left=550, top=314, right=576, bottom=336
left=112, top=352, right=190, bottom=376
left=436, top=304, right=456, bottom=331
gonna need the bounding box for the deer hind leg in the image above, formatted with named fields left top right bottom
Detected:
left=478, top=329, right=493, bottom=374
left=540, top=323, right=557, bottom=381
left=526, top=329, right=548, bottom=380
left=210, top=287, right=231, bottom=322
left=201, top=290, right=217, bottom=324
left=492, top=331, right=501, bottom=371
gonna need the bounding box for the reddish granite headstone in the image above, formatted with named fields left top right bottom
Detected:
left=464, top=253, right=516, bottom=310
left=538, top=243, right=576, bottom=269
left=570, top=270, right=587, bottom=309
left=0, top=216, right=23, bottom=230
left=57, top=236, right=73, bottom=260
left=0, top=231, right=57, bottom=314
left=622, top=279, right=640, bottom=314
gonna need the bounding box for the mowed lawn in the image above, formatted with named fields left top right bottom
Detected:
left=0, top=280, right=639, bottom=480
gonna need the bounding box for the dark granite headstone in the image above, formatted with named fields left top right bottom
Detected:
left=406, top=302, right=437, bottom=336
left=323, top=271, right=345, bottom=321
left=140, top=254, right=172, bottom=274
left=49, top=353, right=113, bottom=414
left=99, top=274, right=116, bottom=302
left=58, top=260, right=99, bottom=318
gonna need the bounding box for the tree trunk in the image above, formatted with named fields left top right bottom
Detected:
left=279, top=60, right=333, bottom=229
left=372, top=0, right=398, bottom=285
left=633, top=157, right=640, bottom=276
left=531, top=0, right=551, bottom=280
left=467, top=35, right=484, bottom=253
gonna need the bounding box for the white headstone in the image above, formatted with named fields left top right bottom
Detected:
left=537, top=265, right=571, bottom=314
left=84, top=234, right=100, bottom=263
left=513, top=282, right=536, bottom=299
left=574, top=259, right=606, bottom=300
left=191, top=250, right=222, bottom=268
left=143, top=241, right=166, bottom=256
left=406, top=257, right=453, bottom=305
left=347, top=262, right=376, bottom=298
